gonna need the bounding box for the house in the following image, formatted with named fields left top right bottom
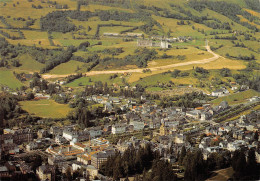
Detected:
left=211, top=88, right=229, bottom=97
left=137, top=39, right=170, bottom=49
left=240, top=85, right=249, bottom=91
left=249, top=96, right=260, bottom=102
left=159, top=124, right=169, bottom=136
left=186, top=110, right=201, bottom=119
left=55, top=135, right=68, bottom=145
left=26, top=142, right=39, bottom=152
left=86, top=165, right=99, bottom=180
left=63, top=128, right=78, bottom=141
left=91, top=150, right=116, bottom=169
left=112, top=124, right=127, bottom=134
left=109, top=97, right=120, bottom=104
left=141, top=95, right=146, bottom=101
left=48, top=155, right=66, bottom=167
left=87, top=127, right=103, bottom=138
left=37, top=129, right=49, bottom=139
left=11, top=128, right=34, bottom=145
left=227, top=140, right=246, bottom=151
left=256, top=151, right=260, bottom=163
left=174, top=134, right=185, bottom=144
left=206, top=146, right=221, bottom=153
left=219, top=141, right=228, bottom=148
left=201, top=111, right=212, bottom=121
left=231, top=85, right=238, bottom=91
left=1, top=143, right=19, bottom=154
left=36, top=164, right=54, bottom=181
left=0, top=166, right=9, bottom=178
left=149, top=119, right=161, bottom=129
left=72, top=142, right=87, bottom=152
left=103, top=32, right=120, bottom=37
left=129, top=120, right=145, bottom=131
left=104, top=102, right=113, bottom=112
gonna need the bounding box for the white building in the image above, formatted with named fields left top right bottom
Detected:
left=63, top=129, right=78, bottom=141
left=112, top=124, right=127, bottom=134
left=87, top=127, right=103, bottom=138
left=129, top=120, right=145, bottom=131
left=212, top=88, right=229, bottom=97
left=227, top=140, right=246, bottom=151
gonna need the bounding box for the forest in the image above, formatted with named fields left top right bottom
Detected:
left=188, top=0, right=259, bottom=31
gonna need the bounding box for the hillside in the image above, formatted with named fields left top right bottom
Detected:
left=0, top=0, right=259, bottom=92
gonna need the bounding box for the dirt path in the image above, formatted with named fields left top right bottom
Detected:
left=206, top=167, right=233, bottom=181
left=42, top=45, right=220, bottom=79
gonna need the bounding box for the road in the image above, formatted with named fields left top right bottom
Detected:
left=42, top=45, right=220, bottom=79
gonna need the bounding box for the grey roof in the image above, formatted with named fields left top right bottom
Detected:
left=0, top=166, right=8, bottom=172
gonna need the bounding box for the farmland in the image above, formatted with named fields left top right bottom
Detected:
left=0, top=0, right=258, bottom=92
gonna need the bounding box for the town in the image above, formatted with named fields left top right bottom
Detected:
left=0, top=0, right=260, bottom=180
left=0, top=75, right=259, bottom=180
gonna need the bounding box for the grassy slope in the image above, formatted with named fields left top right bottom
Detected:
left=0, top=0, right=258, bottom=87
left=66, top=74, right=123, bottom=87
left=0, top=69, right=24, bottom=90
left=16, top=54, right=44, bottom=72
left=49, top=60, right=86, bottom=75
left=20, top=99, right=72, bottom=118
left=211, top=89, right=260, bottom=105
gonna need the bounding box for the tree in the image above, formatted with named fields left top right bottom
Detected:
left=179, top=146, right=186, bottom=165
left=246, top=148, right=257, bottom=176
left=171, top=69, right=181, bottom=78
left=26, top=92, right=35, bottom=100
left=233, top=150, right=246, bottom=178
left=78, top=41, right=90, bottom=50
left=220, top=68, right=231, bottom=77
left=184, top=150, right=207, bottom=181
left=65, top=167, right=72, bottom=180
left=253, top=131, right=258, bottom=141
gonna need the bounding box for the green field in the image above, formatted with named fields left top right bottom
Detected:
left=211, top=89, right=260, bottom=105
left=66, top=74, right=124, bottom=87
left=20, top=99, right=73, bottom=118
left=0, top=69, right=24, bottom=90
left=49, top=60, right=86, bottom=75
left=17, top=54, right=44, bottom=72
left=0, top=0, right=259, bottom=89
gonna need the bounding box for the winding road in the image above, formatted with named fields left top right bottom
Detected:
left=42, top=44, right=220, bottom=79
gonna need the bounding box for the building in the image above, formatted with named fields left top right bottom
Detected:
left=112, top=124, right=127, bottom=134
left=0, top=166, right=9, bottom=179
left=129, top=120, right=145, bottom=131
left=137, top=39, right=170, bottom=49
left=186, top=110, right=201, bottom=119
left=37, top=129, right=49, bottom=139
left=87, top=127, right=103, bottom=138
left=91, top=150, right=115, bottom=169
left=36, top=164, right=54, bottom=181
left=49, top=126, right=63, bottom=136
left=159, top=124, right=169, bottom=136
left=63, top=128, right=78, bottom=141
left=8, top=128, right=34, bottom=145
left=211, top=88, right=229, bottom=97
left=48, top=155, right=66, bottom=167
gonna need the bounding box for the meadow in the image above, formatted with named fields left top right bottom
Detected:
left=20, top=99, right=73, bottom=118
left=66, top=74, right=124, bottom=87
left=210, top=89, right=260, bottom=105
left=16, top=54, right=44, bottom=72
left=0, top=69, right=24, bottom=90
left=0, top=0, right=258, bottom=92
left=49, top=60, right=86, bottom=75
